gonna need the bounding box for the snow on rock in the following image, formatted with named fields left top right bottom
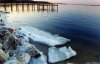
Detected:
left=4, top=60, right=19, bottom=64
left=19, top=53, right=31, bottom=64
left=16, top=46, right=29, bottom=52
left=48, top=46, right=77, bottom=63
left=4, top=60, right=26, bottom=64
left=15, top=26, right=70, bottom=46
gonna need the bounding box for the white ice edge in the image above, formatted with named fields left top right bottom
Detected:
left=15, top=26, right=70, bottom=46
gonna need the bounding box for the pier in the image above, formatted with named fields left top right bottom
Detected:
left=0, top=1, right=58, bottom=12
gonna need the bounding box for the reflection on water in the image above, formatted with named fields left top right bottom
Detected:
left=0, top=4, right=100, bottom=63
left=0, top=3, right=58, bottom=12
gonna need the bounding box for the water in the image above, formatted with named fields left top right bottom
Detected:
left=0, top=4, right=100, bottom=63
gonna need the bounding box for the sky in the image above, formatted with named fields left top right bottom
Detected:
left=34, top=0, right=100, bottom=4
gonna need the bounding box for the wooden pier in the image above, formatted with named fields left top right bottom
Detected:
left=0, top=1, right=58, bottom=12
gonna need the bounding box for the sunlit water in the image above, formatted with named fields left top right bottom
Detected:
left=0, top=4, right=100, bottom=63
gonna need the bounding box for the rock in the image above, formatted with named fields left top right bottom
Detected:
left=8, top=50, right=18, bottom=57
left=0, top=27, right=7, bottom=37
left=26, top=46, right=41, bottom=58
left=0, top=43, right=2, bottom=49
left=0, top=49, right=9, bottom=62
left=7, top=28, right=14, bottom=34
left=2, top=31, right=18, bottom=51
left=48, top=46, right=77, bottom=63
left=16, top=53, right=31, bottom=64
left=0, top=38, right=2, bottom=43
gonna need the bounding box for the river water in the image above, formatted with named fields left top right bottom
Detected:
left=0, top=4, right=100, bottom=64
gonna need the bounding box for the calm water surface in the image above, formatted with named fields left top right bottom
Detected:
left=0, top=4, right=100, bottom=63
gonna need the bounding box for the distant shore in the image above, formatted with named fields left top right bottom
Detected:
left=58, top=3, right=100, bottom=6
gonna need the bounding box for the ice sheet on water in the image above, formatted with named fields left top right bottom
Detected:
left=16, top=26, right=70, bottom=46
left=48, top=46, right=77, bottom=63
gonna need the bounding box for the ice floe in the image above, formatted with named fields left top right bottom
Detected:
left=15, top=26, right=70, bottom=46
left=48, top=46, right=77, bottom=63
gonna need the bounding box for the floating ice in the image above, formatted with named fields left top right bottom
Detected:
left=48, top=46, right=77, bottom=63
left=29, top=53, right=47, bottom=64
left=16, top=26, right=70, bottom=46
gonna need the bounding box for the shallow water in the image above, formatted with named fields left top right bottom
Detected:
left=0, top=4, right=100, bottom=63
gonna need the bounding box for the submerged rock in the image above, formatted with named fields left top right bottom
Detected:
left=48, top=46, right=77, bottom=63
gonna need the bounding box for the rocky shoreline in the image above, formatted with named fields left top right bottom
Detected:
left=0, top=11, right=76, bottom=64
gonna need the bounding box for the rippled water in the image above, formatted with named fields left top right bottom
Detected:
left=0, top=4, right=100, bottom=63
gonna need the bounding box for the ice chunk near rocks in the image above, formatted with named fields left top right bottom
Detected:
left=29, top=55, right=47, bottom=64
left=7, top=51, right=30, bottom=64
left=29, top=51, right=47, bottom=64
left=28, top=45, right=47, bottom=64
left=16, top=26, right=70, bottom=46
left=48, top=46, right=77, bottom=63
left=16, top=45, right=47, bottom=64
left=16, top=53, right=31, bottom=64
left=16, top=45, right=41, bottom=57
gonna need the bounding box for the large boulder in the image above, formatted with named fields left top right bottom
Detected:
left=0, top=49, right=9, bottom=62
left=2, top=31, right=18, bottom=51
